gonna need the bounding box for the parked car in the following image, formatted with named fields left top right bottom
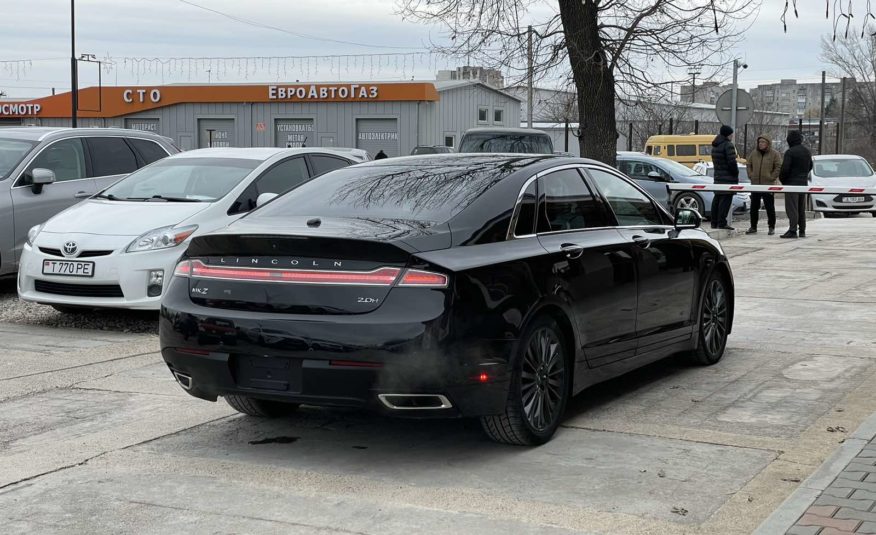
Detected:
left=458, top=127, right=554, bottom=154
left=810, top=155, right=876, bottom=217
left=411, top=145, right=454, bottom=155
left=160, top=154, right=735, bottom=446
left=18, top=147, right=362, bottom=312
left=644, top=134, right=714, bottom=167
left=691, top=161, right=751, bottom=215
left=617, top=152, right=749, bottom=219
left=0, top=127, right=178, bottom=277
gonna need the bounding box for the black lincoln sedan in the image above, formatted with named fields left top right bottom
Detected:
left=160, top=154, right=734, bottom=445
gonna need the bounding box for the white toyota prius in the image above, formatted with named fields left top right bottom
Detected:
left=18, top=147, right=366, bottom=312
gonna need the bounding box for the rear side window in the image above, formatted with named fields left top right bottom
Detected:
left=667, top=145, right=676, bottom=157
left=256, top=157, right=309, bottom=195
left=699, top=145, right=711, bottom=156
left=513, top=181, right=537, bottom=236
left=129, top=138, right=170, bottom=164
left=25, top=138, right=87, bottom=183
left=309, top=155, right=351, bottom=176
left=537, top=169, right=608, bottom=232
left=676, top=144, right=696, bottom=156
left=86, top=137, right=138, bottom=177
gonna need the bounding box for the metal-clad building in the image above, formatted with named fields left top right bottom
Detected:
left=2, top=81, right=521, bottom=156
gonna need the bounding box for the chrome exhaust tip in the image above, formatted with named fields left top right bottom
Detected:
left=377, top=394, right=453, bottom=410
left=173, top=371, right=193, bottom=391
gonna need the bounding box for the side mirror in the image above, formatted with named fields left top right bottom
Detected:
left=256, top=192, right=279, bottom=207
left=674, top=208, right=702, bottom=230
left=30, top=168, right=56, bottom=194
left=647, top=171, right=666, bottom=181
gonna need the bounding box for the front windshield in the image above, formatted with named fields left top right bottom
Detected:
left=101, top=157, right=260, bottom=202
left=0, top=138, right=37, bottom=180
left=460, top=132, right=553, bottom=154
left=815, top=158, right=874, bottom=178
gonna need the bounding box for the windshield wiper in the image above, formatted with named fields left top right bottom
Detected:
left=145, top=195, right=201, bottom=202
left=94, top=193, right=126, bottom=201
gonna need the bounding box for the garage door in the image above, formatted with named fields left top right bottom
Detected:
left=275, top=119, right=314, bottom=148
left=356, top=118, right=399, bottom=157
left=125, top=118, right=160, bottom=134
left=198, top=119, right=235, bottom=148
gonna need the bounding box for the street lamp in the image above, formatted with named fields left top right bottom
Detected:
left=71, top=0, right=78, bottom=128
left=730, top=59, right=748, bottom=132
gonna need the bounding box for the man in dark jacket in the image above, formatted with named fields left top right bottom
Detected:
left=746, top=135, right=783, bottom=235
left=710, top=125, right=739, bottom=229
left=779, top=130, right=813, bottom=238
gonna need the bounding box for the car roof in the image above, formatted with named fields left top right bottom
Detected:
left=463, top=127, right=549, bottom=135
left=351, top=152, right=604, bottom=169
left=0, top=126, right=169, bottom=143
left=813, top=154, right=866, bottom=160
left=163, top=147, right=360, bottom=161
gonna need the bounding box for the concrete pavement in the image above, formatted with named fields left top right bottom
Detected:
left=1, top=215, right=875, bottom=534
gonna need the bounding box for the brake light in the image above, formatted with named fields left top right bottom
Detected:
left=399, top=269, right=449, bottom=288
left=174, top=260, right=192, bottom=277
left=183, top=260, right=401, bottom=286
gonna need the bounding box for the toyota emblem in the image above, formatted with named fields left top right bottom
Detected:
left=62, top=241, right=79, bottom=257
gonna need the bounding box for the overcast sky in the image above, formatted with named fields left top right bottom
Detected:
left=0, top=0, right=855, bottom=99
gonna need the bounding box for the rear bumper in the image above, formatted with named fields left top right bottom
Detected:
left=159, top=277, right=515, bottom=418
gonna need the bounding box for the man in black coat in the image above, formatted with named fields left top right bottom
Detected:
left=779, top=130, right=813, bottom=239
left=710, top=125, right=739, bottom=229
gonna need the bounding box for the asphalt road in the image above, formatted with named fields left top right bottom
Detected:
left=2, top=215, right=876, bottom=534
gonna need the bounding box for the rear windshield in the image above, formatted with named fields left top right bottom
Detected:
left=101, top=157, right=259, bottom=201
left=0, top=138, right=37, bottom=180
left=815, top=158, right=874, bottom=178
left=253, top=160, right=529, bottom=224
left=459, top=132, right=553, bottom=154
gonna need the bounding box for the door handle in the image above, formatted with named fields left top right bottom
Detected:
left=631, top=235, right=651, bottom=248
left=561, top=243, right=585, bottom=260
left=74, top=191, right=91, bottom=199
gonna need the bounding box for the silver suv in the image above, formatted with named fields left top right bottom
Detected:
left=0, top=127, right=178, bottom=276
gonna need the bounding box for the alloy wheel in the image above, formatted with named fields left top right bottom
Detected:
left=676, top=194, right=702, bottom=213
left=702, top=279, right=728, bottom=356
left=519, top=327, right=565, bottom=431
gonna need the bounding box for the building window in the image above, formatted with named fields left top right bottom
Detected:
left=478, top=107, right=488, bottom=123
left=444, top=135, right=455, bottom=147
left=494, top=108, right=504, bottom=124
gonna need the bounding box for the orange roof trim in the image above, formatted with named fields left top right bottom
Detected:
left=0, top=83, right=441, bottom=118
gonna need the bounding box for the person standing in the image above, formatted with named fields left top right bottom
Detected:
left=779, top=130, right=813, bottom=239
left=745, top=135, right=782, bottom=235
left=710, top=125, right=739, bottom=230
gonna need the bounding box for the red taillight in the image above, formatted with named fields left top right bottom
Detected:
left=399, top=269, right=448, bottom=288
left=174, top=260, right=192, bottom=277
left=184, top=260, right=401, bottom=286
left=478, top=372, right=489, bottom=383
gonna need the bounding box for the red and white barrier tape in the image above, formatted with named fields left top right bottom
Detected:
left=666, top=183, right=876, bottom=195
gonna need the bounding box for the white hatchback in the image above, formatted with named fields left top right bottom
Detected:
left=810, top=155, right=876, bottom=217
left=18, top=147, right=366, bottom=311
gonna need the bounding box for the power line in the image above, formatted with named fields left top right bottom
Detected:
left=177, top=0, right=426, bottom=51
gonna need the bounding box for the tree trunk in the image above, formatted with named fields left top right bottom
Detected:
left=559, top=0, right=617, bottom=166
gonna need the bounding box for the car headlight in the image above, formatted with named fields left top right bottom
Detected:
left=125, top=225, right=198, bottom=253
left=26, top=224, right=43, bottom=246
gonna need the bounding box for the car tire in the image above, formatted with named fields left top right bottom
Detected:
left=224, top=395, right=300, bottom=417
left=673, top=193, right=705, bottom=217
left=688, top=272, right=731, bottom=366
left=480, top=316, right=570, bottom=446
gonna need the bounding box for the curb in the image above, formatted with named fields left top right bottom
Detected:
left=753, top=411, right=876, bottom=534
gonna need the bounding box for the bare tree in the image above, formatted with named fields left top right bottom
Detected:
left=398, top=0, right=755, bottom=165
left=821, top=34, right=876, bottom=160
left=617, top=98, right=696, bottom=150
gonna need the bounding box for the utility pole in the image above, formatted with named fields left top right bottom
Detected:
left=731, top=59, right=739, bottom=131
left=527, top=25, right=533, bottom=128
left=838, top=76, right=847, bottom=153
left=70, top=0, right=78, bottom=128
left=688, top=68, right=701, bottom=103
left=818, top=70, right=826, bottom=155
